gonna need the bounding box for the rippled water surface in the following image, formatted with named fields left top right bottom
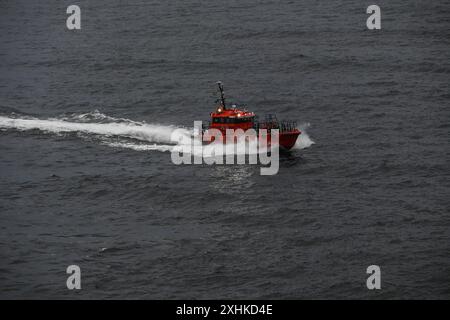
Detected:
left=0, top=0, right=449, bottom=299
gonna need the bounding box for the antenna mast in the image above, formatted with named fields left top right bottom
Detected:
left=217, top=81, right=226, bottom=110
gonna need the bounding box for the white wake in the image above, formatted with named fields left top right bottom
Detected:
left=0, top=111, right=187, bottom=152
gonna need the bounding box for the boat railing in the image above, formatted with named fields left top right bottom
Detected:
left=203, top=118, right=297, bottom=133
left=253, top=119, right=297, bottom=133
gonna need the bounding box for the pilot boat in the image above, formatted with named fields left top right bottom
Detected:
left=201, top=82, right=301, bottom=150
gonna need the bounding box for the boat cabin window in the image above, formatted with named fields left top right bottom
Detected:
left=233, top=116, right=253, bottom=124
left=212, top=117, right=253, bottom=124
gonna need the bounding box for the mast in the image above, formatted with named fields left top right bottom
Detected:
left=217, top=81, right=226, bottom=110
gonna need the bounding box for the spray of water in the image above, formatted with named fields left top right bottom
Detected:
left=294, top=123, right=315, bottom=150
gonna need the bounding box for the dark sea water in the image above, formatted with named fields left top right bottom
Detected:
left=0, top=0, right=449, bottom=299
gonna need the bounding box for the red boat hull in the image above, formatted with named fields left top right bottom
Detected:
left=202, top=129, right=301, bottom=151
left=279, top=130, right=301, bottom=150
